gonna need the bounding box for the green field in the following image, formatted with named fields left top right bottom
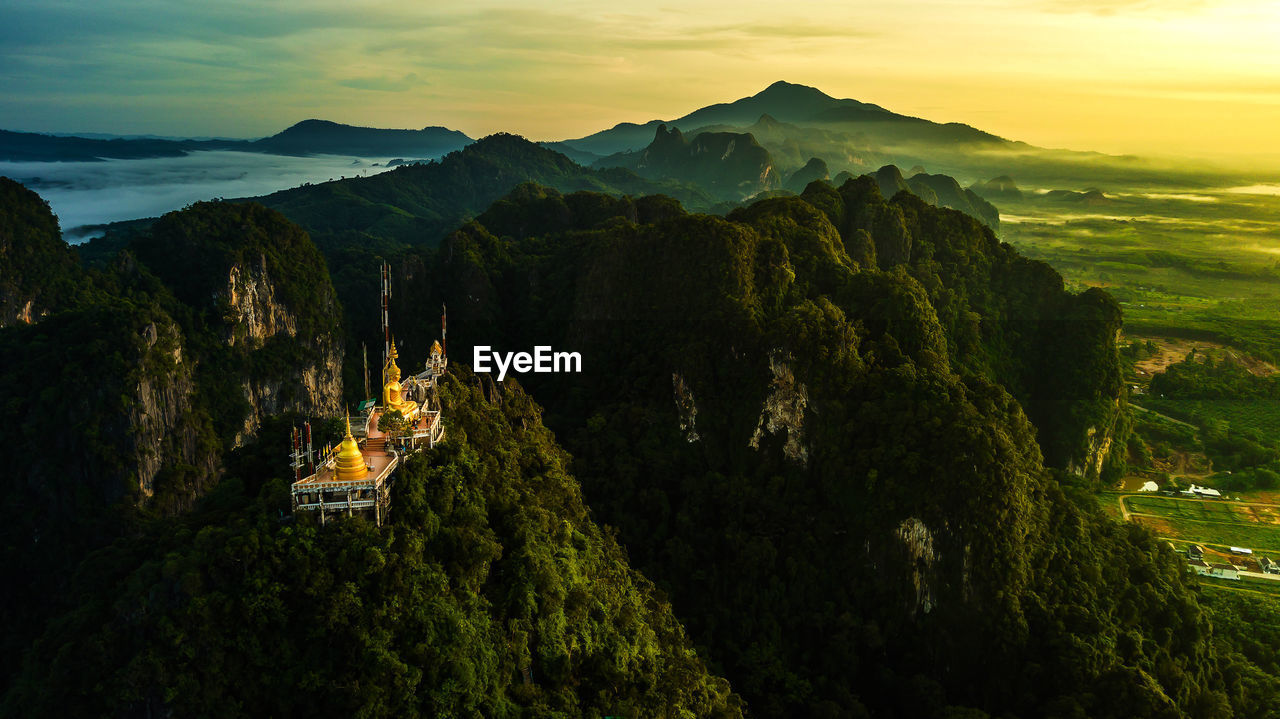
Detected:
left=1123, top=495, right=1280, bottom=553
left=998, top=187, right=1280, bottom=361
left=1142, top=398, right=1280, bottom=438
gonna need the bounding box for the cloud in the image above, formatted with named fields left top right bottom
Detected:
left=1, top=150, right=409, bottom=240
left=1037, top=0, right=1215, bottom=15
left=337, top=73, right=425, bottom=93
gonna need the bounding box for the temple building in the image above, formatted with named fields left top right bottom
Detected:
left=290, top=417, right=396, bottom=525
left=290, top=264, right=447, bottom=525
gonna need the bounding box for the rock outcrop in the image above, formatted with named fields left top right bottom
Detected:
left=130, top=201, right=345, bottom=446
left=604, top=124, right=782, bottom=199
left=748, top=352, right=808, bottom=464
left=131, top=317, right=219, bottom=508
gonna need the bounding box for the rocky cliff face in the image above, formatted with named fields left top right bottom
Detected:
left=225, top=255, right=298, bottom=347
left=129, top=201, right=346, bottom=447
left=1068, top=397, right=1122, bottom=480
left=235, top=348, right=343, bottom=446
left=615, top=124, right=781, bottom=199
left=220, top=250, right=344, bottom=446
left=748, top=352, right=808, bottom=464
left=129, top=316, right=221, bottom=510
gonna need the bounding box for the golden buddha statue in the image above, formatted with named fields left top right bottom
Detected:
left=381, top=341, right=420, bottom=418
left=334, top=417, right=367, bottom=482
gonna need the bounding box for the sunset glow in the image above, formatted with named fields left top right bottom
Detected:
left=3, top=0, right=1278, bottom=161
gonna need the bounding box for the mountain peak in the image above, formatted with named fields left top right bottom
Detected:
left=278, top=119, right=344, bottom=134
left=753, top=113, right=783, bottom=129
left=755, top=81, right=835, bottom=102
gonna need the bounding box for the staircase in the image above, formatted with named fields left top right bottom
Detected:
left=363, top=437, right=387, bottom=454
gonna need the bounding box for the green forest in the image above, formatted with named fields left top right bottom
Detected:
left=3, top=145, right=1280, bottom=718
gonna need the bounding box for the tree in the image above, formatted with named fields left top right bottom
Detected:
left=377, top=409, right=407, bottom=445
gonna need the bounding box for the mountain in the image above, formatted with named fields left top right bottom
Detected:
left=551, top=119, right=666, bottom=156
left=128, top=201, right=345, bottom=445
left=904, top=170, right=1002, bottom=231
left=672, top=80, right=897, bottom=128
left=969, top=175, right=1023, bottom=200
left=247, top=133, right=713, bottom=251
left=0, top=177, right=83, bottom=325
left=536, top=140, right=602, bottom=166
left=560, top=82, right=1224, bottom=192
left=784, top=157, right=830, bottom=193
left=872, top=164, right=1000, bottom=230
left=559, top=81, right=1005, bottom=157
left=4, top=156, right=1280, bottom=717
left=594, top=124, right=782, bottom=199
left=394, top=180, right=1276, bottom=716
left=0, top=129, right=245, bottom=162
left=3, top=365, right=744, bottom=718
left=0, top=197, right=345, bottom=686
left=0, top=120, right=473, bottom=162
left=706, top=114, right=879, bottom=175
left=252, top=119, right=472, bottom=157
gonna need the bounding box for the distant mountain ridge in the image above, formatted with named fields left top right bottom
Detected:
left=0, top=120, right=474, bottom=162
left=559, top=81, right=1008, bottom=156
left=252, top=119, right=471, bottom=157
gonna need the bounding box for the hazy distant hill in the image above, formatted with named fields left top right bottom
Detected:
left=558, top=81, right=1223, bottom=191
left=252, top=119, right=472, bottom=157
left=0, top=120, right=473, bottom=162
left=559, top=81, right=1006, bottom=156
left=249, top=133, right=712, bottom=250
left=686, top=114, right=879, bottom=176
left=595, top=124, right=781, bottom=199
left=674, top=80, right=899, bottom=128
left=0, top=129, right=244, bottom=162
left=554, top=119, right=666, bottom=156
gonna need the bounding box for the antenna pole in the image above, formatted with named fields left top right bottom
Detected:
left=305, top=421, right=314, bottom=474
left=292, top=426, right=302, bottom=483
left=381, top=262, right=391, bottom=366
left=363, top=342, right=370, bottom=399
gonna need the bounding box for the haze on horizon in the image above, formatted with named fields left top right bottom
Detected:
left=3, top=0, right=1279, bottom=165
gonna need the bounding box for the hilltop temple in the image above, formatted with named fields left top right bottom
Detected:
left=290, top=265, right=446, bottom=525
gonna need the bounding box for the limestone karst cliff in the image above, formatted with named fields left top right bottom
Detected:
left=129, top=200, right=344, bottom=446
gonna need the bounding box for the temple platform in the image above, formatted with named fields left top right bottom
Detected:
left=291, top=443, right=396, bottom=525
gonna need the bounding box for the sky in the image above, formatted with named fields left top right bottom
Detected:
left=3, top=0, right=1279, bottom=162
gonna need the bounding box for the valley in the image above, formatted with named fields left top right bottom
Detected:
left=5, top=78, right=1280, bottom=718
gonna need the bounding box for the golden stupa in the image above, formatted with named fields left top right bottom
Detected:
left=381, top=340, right=420, bottom=418
left=334, top=416, right=367, bottom=482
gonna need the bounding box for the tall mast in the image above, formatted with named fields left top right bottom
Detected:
left=362, top=342, right=370, bottom=399
left=441, top=302, right=447, bottom=357
left=291, top=426, right=302, bottom=483
left=381, top=261, right=392, bottom=369
left=304, top=421, right=314, bottom=474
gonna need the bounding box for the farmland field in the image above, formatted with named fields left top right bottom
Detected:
left=997, top=187, right=1280, bottom=362
left=1141, top=398, right=1280, bottom=438
left=1122, top=495, right=1280, bottom=553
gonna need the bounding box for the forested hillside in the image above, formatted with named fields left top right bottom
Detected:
left=3, top=368, right=743, bottom=719
left=0, top=194, right=343, bottom=690
left=385, top=179, right=1274, bottom=717
left=5, top=166, right=1280, bottom=718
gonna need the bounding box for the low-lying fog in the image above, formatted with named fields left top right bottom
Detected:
left=1, top=151, right=412, bottom=243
